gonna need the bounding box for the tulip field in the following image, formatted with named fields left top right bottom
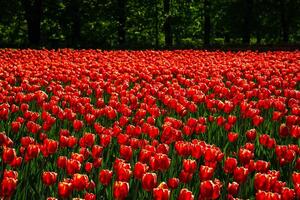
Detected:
left=0, top=49, right=300, bottom=200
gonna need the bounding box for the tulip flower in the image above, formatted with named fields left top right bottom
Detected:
left=113, top=181, right=129, bottom=200
left=99, top=169, right=113, bottom=186
left=58, top=181, right=73, bottom=198
left=42, top=171, right=57, bottom=186
left=178, top=188, right=194, bottom=200
left=72, top=173, right=89, bottom=191
left=142, top=173, right=157, bottom=192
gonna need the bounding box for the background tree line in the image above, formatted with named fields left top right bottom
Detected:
left=0, top=0, right=299, bottom=49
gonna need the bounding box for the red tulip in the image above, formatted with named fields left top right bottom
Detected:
left=117, top=134, right=129, bottom=145
left=178, top=188, right=194, bottom=200
left=279, top=123, right=289, bottom=137
left=46, top=197, right=57, bottom=200
left=25, top=144, right=40, bottom=161
left=228, top=132, right=238, bottom=143
left=116, top=166, right=132, bottom=182
left=57, top=156, right=67, bottom=169
left=183, top=125, right=192, bottom=136
left=238, top=148, right=253, bottom=164
left=113, top=181, right=129, bottom=200
left=80, top=133, right=95, bottom=147
left=183, top=159, right=197, bottom=173
left=85, top=113, right=95, bottom=125
left=2, top=147, right=16, bottom=164
left=106, top=106, right=117, bottom=120
left=72, top=173, right=89, bottom=191
left=227, top=182, right=239, bottom=196
left=3, top=170, right=18, bottom=180
left=199, top=180, right=221, bottom=200
left=142, top=173, right=157, bottom=192
left=290, top=125, right=300, bottom=138
left=272, top=111, right=282, bottom=121
left=73, top=119, right=84, bottom=131
left=58, top=181, right=73, bottom=198
left=224, top=157, right=237, bottom=174
left=79, top=148, right=90, bottom=162
left=119, top=116, right=129, bottom=127
left=255, top=191, right=281, bottom=200
left=227, top=115, right=237, bottom=125
left=133, top=162, right=149, bottom=180
left=91, top=145, right=103, bottom=159
left=156, top=143, right=169, bottom=154
left=100, top=134, right=111, bottom=147
left=42, top=171, right=57, bottom=186
left=233, top=167, right=249, bottom=183
left=296, top=184, right=300, bottom=199
left=204, top=148, right=219, bottom=162
left=68, top=136, right=78, bottom=148
left=246, top=129, right=257, bottom=141
left=20, top=136, right=35, bottom=147
left=71, top=152, right=84, bottom=163
left=99, top=169, right=113, bottom=186
left=87, top=180, right=96, bottom=191
left=187, top=117, right=198, bottom=127
left=84, top=162, right=93, bottom=173
left=292, top=172, right=300, bottom=185
left=167, top=178, right=179, bottom=189
left=119, top=145, right=133, bottom=161
left=11, top=121, right=21, bottom=133
left=66, top=159, right=81, bottom=175
left=199, top=165, right=214, bottom=181
left=281, top=187, right=295, bottom=200
left=175, top=141, right=192, bottom=157
left=179, top=170, right=193, bottom=183
left=149, top=153, right=171, bottom=172
left=286, top=115, right=298, bottom=126
left=84, top=192, right=96, bottom=200
left=43, top=138, right=58, bottom=156
left=153, top=186, right=170, bottom=200
left=295, top=158, right=300, bottom=170
left=259, top=134, right=276, bottom=149
left=0, top=177, right=17, bottom=197
left=244, top=142, right=255, bottom=152
left=9, top=156, right=22, bottom=168
left=254, top=113, right=265, bottom=124
left=216, top=116, right=225, bottom=126
left=255, top=160, right=270, bottom=172
left=20, top=103, right=29, bottom=113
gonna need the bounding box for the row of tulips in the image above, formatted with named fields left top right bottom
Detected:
left=0, top=49, right=299, bottom=199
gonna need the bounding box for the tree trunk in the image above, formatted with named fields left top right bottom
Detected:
left=22, top=0, right=42, bottom=46
left=71, top=0, right=81, bottom=47
left=117, top=0, right=126, bottom=47
left=224, top=32, right=230, bottom=44
left=256, top=32, right=261, bottom=44
left=163, top=0, right=172, bottom=48
left=242, top=0, right=253, bottom=45
left=203, top=0, right=211, bottom=46
left=155, top=0, right=159, bottom=48
left=280, top=0, right=289, bottom=43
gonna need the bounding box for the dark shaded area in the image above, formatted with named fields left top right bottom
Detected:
left=0, top=0, right=299, bottom=49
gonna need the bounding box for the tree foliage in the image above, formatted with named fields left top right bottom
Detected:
left=0, top=0, right=299, bottom=48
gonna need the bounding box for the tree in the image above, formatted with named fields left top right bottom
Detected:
left=21, top=0, right=42, bottom=46
left=155, top=0, right=159, bottom=48
left=1, top=0, right=300, bottom=48
left=163, top=0, right=172, bottom=47
left=117, top=0, right=126, bottom=47
left=203, top=0, right=211, bottom=46
left=70, top=0, right=81, bottom=46
left=242, top=0, right=253, bottom=44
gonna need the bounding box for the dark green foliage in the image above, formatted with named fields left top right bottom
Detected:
left=0, top=0, right=299, bottom=49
